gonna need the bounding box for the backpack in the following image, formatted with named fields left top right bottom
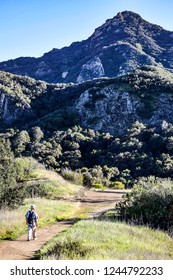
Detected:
left=27, top=211, right=34, bottom=224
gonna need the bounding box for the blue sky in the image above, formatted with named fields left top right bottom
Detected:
left=0, top=0, right=173, bottom=61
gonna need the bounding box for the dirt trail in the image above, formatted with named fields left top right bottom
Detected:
left=0, top=190, right=124, bottom=260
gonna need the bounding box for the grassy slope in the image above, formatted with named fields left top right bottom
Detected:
left=0, top=167, right=83, bottom=240
left=37, top=220, right=173, bottom=260
left=28, top=168, right=83, bottom=199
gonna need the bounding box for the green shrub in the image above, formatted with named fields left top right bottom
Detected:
left=36, top=237, right=91, bottom=260
left=117, top=182, right=173, bottom=231
left=109, top=181, right=125, bottom=190
left=61, top=168, right=83, bottom=185
left=0, top=138, right=24, bottom=209
left=15, top=157, right=42, bottom=181
left=82, top=171, right=93, bottom=187
left=25, top=182, right=46, bottom=198
left=92, top=183, right=106, bottom=190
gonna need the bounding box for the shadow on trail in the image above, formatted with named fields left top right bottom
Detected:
left=80, top=198, right=122, bottom=203
left=94, top=190, right=129, bottom=195
left=12, top=240, right=28, bottom=243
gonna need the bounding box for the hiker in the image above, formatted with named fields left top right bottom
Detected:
left=25, top=204, right=38, bottom=241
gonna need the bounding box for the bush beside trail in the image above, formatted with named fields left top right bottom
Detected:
left=116, top=178, right=173, bottom=232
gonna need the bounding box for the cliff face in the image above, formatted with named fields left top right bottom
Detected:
left=0, top=91, right=33, bottom=125
left=0, top=66, right=173, bottom=135
left=75, top=87, right=141, bottom=134
left=75, top=89, right=173, bottom=134
left=0, top=11, right=173, bottom=84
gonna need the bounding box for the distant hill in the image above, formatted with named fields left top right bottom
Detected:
left=0, top=11, right=173, bottom=83
left=0, top=66, right=173, bottom=134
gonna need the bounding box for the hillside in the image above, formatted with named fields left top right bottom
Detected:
left=0, top=66, right=173, bottom=188
left=1, top=66, right=173, bottom=135
left=0, top=11, right=173, bottom=83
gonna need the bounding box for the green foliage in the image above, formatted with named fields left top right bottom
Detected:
left=34, top=181, right=62, bottom=199
left=5, top=121, right=173, bottom=190
left=13, top=130, right=30, bottom=156
left=0, top=138, right=25, bottom=209
left=1, top=67, right=173, bottom=192
left=30, top=126, right=44, bottom=143
left=117, top=179, right=173, bottom=231
left=109, top=181, right=125, bottom=190
left=61, top=168, right=83, bottom=185
left=36, top=237, right=91, bottom=260
left=15, top=157, right=41, bottom=181
left=82, top=170, right=93, bottom=187
left=92, top=183, right=106, bottom=190
left=30, top=180, right=78, bottom=200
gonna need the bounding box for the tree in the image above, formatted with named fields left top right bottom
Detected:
left=0, top=138, right=24, bottom=209
left=31, top=126, right=44, bottom=143
left=13, top=130, right=30, bottom=156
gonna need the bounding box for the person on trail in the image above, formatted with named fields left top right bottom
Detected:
left=25, top=205, right=38, bottom=241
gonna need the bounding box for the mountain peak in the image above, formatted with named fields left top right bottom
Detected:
left=91, top=10, right=158, bottom=40
left=118, top=10, right=143, bottom=17
left=99, top=10, right=159, bottom=31
left=116, top=10, right=142, bottom=19
left=103, top=10, right=144, bottom=25
left=0, top=11, right=173, bottom=83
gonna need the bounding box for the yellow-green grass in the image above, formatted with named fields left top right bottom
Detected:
left=0, top=198, right=80, bottom=241
left=37, top=220, right=173, bottom=260
left=28, top=169, right=83, bottom=199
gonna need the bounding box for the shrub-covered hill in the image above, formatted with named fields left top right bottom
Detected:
left=1, top=66, right=173, bottom=190
left=0, top=66, right=173, bottom=134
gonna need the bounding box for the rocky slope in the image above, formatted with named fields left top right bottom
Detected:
left=0, top=11, right=173, bottom=84
left=0, top=66, right=173, bottom=134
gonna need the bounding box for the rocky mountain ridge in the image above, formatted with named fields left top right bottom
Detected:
left=0, top=11, right=173, bottom=84
left=0, top=66, right=173, bottom=135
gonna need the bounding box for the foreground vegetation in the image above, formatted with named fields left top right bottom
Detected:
left=36, top=220, right=173, bottom=260
left=117, top=177, right=173, bottom=232
left=34, top=177, right=173, bottom=260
